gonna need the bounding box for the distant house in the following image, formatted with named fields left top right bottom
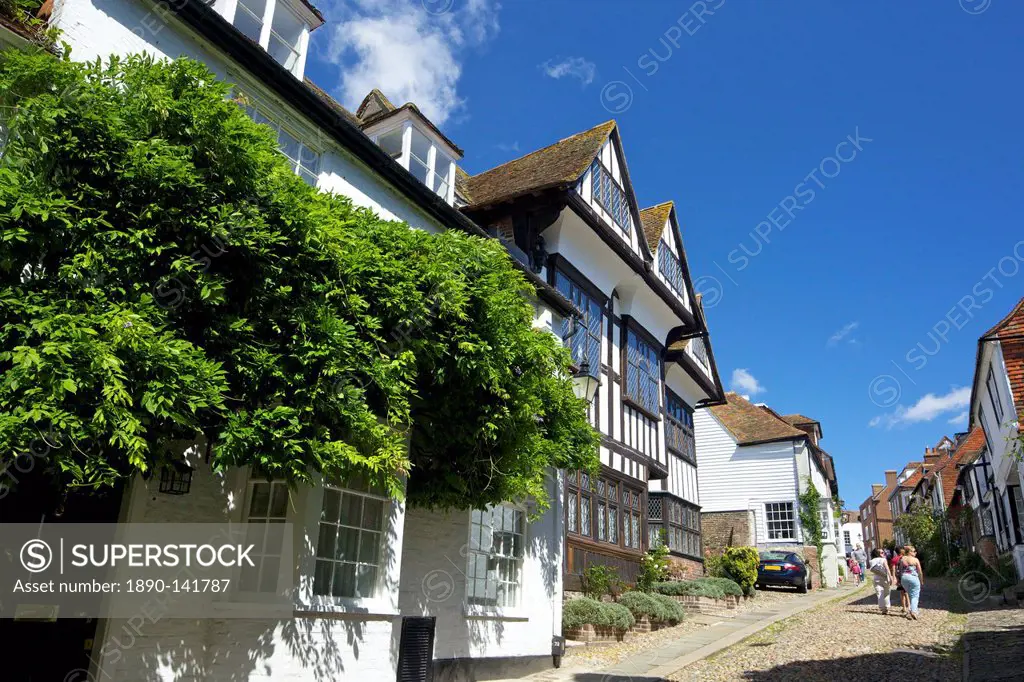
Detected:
left=695, top=393, right=841, bottom=588
left=860, top=477, right=895, bottom=555
left=910, top=431, right=978, bottom=515
left=840, top=510, right=863, bottom=556
left=967, top=297, right=1024, bottom=577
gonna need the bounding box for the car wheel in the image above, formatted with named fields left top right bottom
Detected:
left=797, top=576, right=808, bottom=594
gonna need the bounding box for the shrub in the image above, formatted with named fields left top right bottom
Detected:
left=562, top=597, right=635, bottom=631
left=581, top=564, right=620, bottom=600
left=653, top=580, right=725, bottom=600
left=650, top=593, right=686, bottom=624
left=698, top=576, right=743, bottom=597
left=636, top=542, right=671, bottom=592
left=618, top=590, right=662, bottom=620
left=721, top=547, right=759, bottom=592
left=704, top=549, right=725, bottom=578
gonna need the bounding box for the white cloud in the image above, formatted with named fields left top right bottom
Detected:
left=321, top=0, right=501, bottom=126
left=870, top=387, right=972, bottom=429
left=948, top=411, right=969, bottom=425
left=540, top=57, right=596, bottom=86
left=730, top=368, right=765, bottom=396
left=495, top=141, right=520, bottom=153
left=827, top=321, right=859, bottom=347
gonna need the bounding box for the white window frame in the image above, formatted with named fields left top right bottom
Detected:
left=819, top=505, right=831, bottom=540
left=236, top=478, right=293, bottom=601
left=307, top=477, right=389, bottom=602
left=464, top=504, right=527, bottom=611
left=370, top=120, right=457, bottom=205
left=223, top=0, right=311, bottom=78
left=238, top=94, right=322, bottom=187
left=765, top=501, right=797, bottom=541
left=987, top=366, right=1005, bottom=424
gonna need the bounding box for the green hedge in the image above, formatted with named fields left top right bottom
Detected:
left=651, top=593, right=686, bottom=624
left=652, top=577, right=743, bottom=600
left=562, top=597, right=635, bottom=631
left=699, top=576, right=744, bottom=597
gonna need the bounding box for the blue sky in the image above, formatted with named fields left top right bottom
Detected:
left=306, top=0, right=1023, bottom=509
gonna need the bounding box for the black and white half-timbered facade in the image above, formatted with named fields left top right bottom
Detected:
left=459, top=121, right=726, bottom=581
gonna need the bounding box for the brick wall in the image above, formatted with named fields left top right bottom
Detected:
left=701, top=510, right=754, bottom=552
left=802, top=546, right=821, bottom=589
left=667, top=556, right=704, bottom=579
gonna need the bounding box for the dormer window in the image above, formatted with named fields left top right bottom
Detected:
left=368, top=122, right=459, bottom=205
left=216, top=0, right=322, bottom=79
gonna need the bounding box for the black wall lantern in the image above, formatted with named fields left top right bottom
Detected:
left=159, top=460, right=193, bottom=495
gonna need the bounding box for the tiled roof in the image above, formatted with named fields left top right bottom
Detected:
left=639, top=202, right=673, bottom=251
left=902, top=470, right=924, bottom=489
left=782, top=413, right=819, bottom=427
left=930, top=426, right=986, bottom=508
left=304, top=79, right=361, bottom=126
left=982, top=296, right=1024, bottom=339
left=979, top=297, right=1024, bottom=424
left=463, top=120, right=617, bottom=209
left=709, top=392, right=809, bottom=445
left=354, top=90, right=464, bottom=157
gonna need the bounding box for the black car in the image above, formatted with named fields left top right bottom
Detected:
left=756, top=551, right=811, bottom=593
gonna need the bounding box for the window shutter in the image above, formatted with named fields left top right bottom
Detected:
left=397, top=616, right=436, bottom=682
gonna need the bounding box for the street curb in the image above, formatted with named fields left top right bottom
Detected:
left=647, top=585, right=864, bottom=679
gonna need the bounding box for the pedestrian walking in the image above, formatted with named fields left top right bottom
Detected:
left=899, top=544, right=925, bottom=620
left=892, top=547, right=909, bottom=612
left=848, top=555, right=863, bottom=585
left=852, top=544, right=867, bottom=584
left=868, top=548, right=895, bottom=614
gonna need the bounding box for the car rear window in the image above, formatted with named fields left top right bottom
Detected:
left=759, top=552, right=800, bottom=562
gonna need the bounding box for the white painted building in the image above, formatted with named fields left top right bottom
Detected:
left=11, top=0, right=588, bottom=679
left=840, top=510, right=863, bottom=556
left=458, top=123, right=726, bottom=581
left=968, top=297, right=1024, bottom=578
left=695, top=394, right=841, bottom=588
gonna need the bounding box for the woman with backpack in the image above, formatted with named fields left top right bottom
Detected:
left=868, top=548, right=895, bottom=614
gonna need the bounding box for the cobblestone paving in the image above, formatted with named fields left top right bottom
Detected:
left=963, top=599, right=1024, bottom=681
left=667, top=581, right=965, bottom=682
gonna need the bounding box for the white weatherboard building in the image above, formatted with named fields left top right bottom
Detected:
left=840, top=511, right=863, bottom=556
left=695, top=394, right=841, bottom=589
left=968, top=297, right=1024, bottom=578
left=6, top=0, right=586, bottom=679
left=457, top=122, right=726, bottom=584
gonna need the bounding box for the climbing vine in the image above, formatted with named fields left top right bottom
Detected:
left=0, top=51, right=599, bottom=510
left=798, top=476, right=824, bottom=584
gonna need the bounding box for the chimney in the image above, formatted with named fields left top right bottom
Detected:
left=884, top=470, right=898, bottom=488
left=872, top=483, right=884, bottom=497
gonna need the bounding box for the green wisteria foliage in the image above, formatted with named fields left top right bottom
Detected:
left=0, top=51, right=598, bottom=509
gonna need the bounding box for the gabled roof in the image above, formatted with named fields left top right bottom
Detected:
left=354, top=90, right=464, bottom=157
left=930, top=426, right=986, bottom=508
left=639, top=202, right=673, bottom=252
left=982, top=296, right=1024, bottom=339
left=463, top=120, right=616, bottom=209
left=709, top=393, right=809, bottom=446
left=973, top=296, right=1024, bottom=427
left=782, top=414, right=819, bottom=427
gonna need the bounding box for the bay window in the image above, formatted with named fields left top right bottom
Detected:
left=658, top=247, right=686, bottom=297
left=648, top=494, right=701, bottom=558
left=590, top=159, right=630, bottom=233
left=665, top=390, right=695, bottom=462
left=567, top=471, right=642, bottom=551
left=555, top=271, right=602, bottom=376
left=369, top=121, right=457, bottom=204
left=227, top=0, right=312, bottom=77
left=625, top=329, right=660, bottom=414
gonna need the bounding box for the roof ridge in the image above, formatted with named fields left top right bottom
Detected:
left=640, top=200, right=675, bottom=212
left=469, top=119, right=616, bottom=181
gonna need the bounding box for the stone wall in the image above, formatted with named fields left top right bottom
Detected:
left=701, top=510, right=755, bottom=552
